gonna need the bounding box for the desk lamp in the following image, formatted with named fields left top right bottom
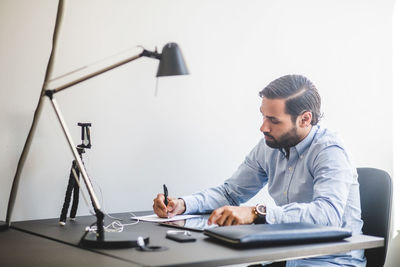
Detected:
left=0, top=0, right=189, bottom=249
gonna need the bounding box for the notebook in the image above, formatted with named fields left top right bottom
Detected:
left=203, top=222, right=352, bottom=247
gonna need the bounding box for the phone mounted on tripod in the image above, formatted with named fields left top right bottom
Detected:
left=77, top=122, right=91, bottom=150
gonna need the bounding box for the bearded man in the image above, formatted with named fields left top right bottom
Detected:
left=153, top=74, right=366, bottom=267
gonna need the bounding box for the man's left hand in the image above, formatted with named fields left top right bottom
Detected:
left=208, top=206, right=257, bottom=226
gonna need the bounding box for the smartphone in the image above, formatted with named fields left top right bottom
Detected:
left=166, top=232, right=196, bottom=242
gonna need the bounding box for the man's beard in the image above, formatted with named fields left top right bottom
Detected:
left=264, top=126, right=302, bottom=149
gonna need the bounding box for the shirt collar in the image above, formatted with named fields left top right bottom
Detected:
left=293, top=125, right=319, bottom=156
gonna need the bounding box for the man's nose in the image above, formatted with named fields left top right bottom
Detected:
left=260, top=119, right=270, bottom=133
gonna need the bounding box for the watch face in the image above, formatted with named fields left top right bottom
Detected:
left=256, top=204, right=267, bottom=216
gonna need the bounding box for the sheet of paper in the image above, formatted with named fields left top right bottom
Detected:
left=131, top=214, right=201, bottom=222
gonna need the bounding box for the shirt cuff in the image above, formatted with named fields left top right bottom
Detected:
left=265, top=205, right=282, bottom=224
left=180, top=195, right=199, bottom=214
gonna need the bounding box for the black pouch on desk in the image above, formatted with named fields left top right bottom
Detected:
left=203, top=222, right=352, bottom=247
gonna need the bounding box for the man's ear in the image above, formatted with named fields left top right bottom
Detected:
left=299, top=111, right=312, bottom=128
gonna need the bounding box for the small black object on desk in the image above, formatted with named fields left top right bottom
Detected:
left=166, top=230, right=196, bottom=242
left=137, top=236, right=168, bottom=252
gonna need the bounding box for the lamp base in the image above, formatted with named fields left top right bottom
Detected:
left=0, top=221, right=8, bottom=231
left=80, top=231, right=149, bottom=249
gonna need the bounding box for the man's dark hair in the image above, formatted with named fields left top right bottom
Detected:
left=259, top=74, right=321, bottom=125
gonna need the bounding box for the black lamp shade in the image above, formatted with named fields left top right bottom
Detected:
left=156, top=43, right=189, bottom=77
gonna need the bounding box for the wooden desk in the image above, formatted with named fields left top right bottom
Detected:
left=9, top=212, right=384, bottom=266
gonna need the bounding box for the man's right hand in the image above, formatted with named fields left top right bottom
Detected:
left=153, top=194, right=186, bottom=218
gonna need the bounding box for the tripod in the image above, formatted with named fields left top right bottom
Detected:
left=59, top=123, right=93, bottom=226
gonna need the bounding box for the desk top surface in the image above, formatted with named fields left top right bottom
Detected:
left=11, top=212, right=384, bottom=267
left=0, top=228, right=139, bottom=267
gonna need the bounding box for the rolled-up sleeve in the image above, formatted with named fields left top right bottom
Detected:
left=182, top=139, right=269, bottom=214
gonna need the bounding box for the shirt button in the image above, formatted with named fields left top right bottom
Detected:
left=288, top=167, right=293, bottom=171
left=300, top=155, right=304, bottom=159
left=284, top=191, right=287, bottom=195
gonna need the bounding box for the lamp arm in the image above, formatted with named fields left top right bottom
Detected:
left=44, top=48, right=161, bottom=94
left=47, top=53, right=144, bottom=93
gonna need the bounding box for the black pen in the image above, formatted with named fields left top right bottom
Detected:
left=163, top=184, right=169, bottom=206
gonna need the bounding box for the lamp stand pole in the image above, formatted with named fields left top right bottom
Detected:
left=2, top=0, right=65, bottom=231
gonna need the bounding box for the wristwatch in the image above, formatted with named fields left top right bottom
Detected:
left=253, top=203, right=267, bottom=224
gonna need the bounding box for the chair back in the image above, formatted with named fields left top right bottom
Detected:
left=357, top=167, right=392, bottom=267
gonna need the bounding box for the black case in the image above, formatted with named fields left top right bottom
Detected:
left=204, top=222, right=352, bottom=247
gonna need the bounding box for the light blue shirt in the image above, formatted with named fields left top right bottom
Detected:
left=182, top=125, right=366, bottom=266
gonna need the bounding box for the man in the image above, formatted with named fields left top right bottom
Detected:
left=153, top=74, right=366, bottom=266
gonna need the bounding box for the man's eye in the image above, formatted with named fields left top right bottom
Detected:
left=269, top=118, right=279, bottom=124
left=262, top=116, right=279, bottom=124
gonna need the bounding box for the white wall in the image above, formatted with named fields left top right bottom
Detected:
left=0, top=0, right=394, bottom=224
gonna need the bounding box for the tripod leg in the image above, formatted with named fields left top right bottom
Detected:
left=59, top=160, right=76, bottom=226
left=69, top=164, right=80, bottom=220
